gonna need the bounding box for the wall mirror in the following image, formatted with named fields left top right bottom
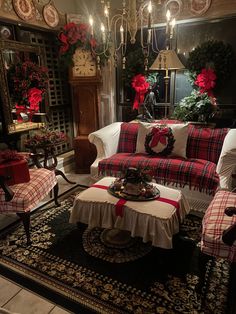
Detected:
left=0, top=39, right=44, bottom=135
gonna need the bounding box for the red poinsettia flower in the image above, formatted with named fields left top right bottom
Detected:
left=28, top=87, right=43, bottom=111
left=195, top=68, right=216, bottom=96
left=131, top=74, right=150, bottom=110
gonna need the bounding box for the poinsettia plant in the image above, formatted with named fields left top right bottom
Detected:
left=8, top=61, right=49, bottom=113
left=58, top=22, right=108, bottom=66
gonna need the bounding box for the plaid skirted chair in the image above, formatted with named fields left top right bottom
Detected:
left=0, top=152, right=59, bottom=245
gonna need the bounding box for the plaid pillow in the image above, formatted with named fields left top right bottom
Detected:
left=187, top=125, right=229, bottom=164
left=117, top=122, right=139, bottom=153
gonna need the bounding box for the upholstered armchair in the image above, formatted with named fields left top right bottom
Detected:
left=0, top=153, right=59, bottom=245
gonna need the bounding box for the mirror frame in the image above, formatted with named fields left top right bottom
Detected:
left=0, top=39, right=42, bottom=135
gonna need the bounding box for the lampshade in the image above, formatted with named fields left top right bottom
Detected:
left=31, top=112, right=49, bottom=123
left=149, top=50, right=185, bottom=70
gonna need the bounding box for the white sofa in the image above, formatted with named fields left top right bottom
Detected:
left=89, top=122, right=236, bottom=212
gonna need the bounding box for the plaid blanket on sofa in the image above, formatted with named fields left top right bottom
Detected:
left=98, top=153, right=219, bottom=194
left=98, top=122, right=228, bottom=194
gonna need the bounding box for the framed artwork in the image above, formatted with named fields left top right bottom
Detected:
left=189, top=0, right=212, bottom=15
left=43, top=3, right=59, bottom=28
left=12, top=0, right=35, bottom=21
left=165, top=0, right=183, bottom=18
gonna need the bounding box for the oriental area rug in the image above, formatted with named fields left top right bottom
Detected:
left=0, top=186, right=230, bottom=314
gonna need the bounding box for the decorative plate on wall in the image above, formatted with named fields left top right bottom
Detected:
left=43, top=3, right=59, bottom=28
left=165, top=0, right=183, bottom=18
left=189, top=0, right=212, bottom=16
left=12, top=0, right=35, bottom=21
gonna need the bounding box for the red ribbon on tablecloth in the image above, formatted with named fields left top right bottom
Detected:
left=91, top=184, right=180, bottom=218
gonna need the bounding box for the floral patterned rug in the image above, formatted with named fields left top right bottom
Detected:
left=0, top=187, right=230, bottom=314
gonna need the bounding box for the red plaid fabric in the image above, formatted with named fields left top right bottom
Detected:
left=201, top=190, right=236, bottom=262
left=98, top=153, right=219, bottom=194
left=117, top=123, right=139, bottom=153
left=0, top=168, right=57, bottom=213
left=186, top=125, right=228, bottom=164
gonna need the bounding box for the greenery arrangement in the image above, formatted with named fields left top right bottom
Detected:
left=187, top=40, right=234, bottom=90
left=173, top=90, right=216, bottom=122
left=173, top=40, right=234, bottom=122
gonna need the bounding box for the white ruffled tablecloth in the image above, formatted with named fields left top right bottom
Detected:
left=69, top=177, right=190, bottom=249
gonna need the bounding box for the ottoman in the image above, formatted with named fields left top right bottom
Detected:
left=70, top=177, right=190, bottom=249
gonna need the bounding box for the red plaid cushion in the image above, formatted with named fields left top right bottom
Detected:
left=0, top=168, right=57, bottom=213
left=98, top=153, right=219, bottom=194
left=117, top=122, right=139, bottom=153
left=187, top=125, right=228, bottom=164
left=201, top=190, right=236, bottom=262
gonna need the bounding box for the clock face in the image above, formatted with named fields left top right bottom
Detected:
left=72, top=49, right=96, bottom=77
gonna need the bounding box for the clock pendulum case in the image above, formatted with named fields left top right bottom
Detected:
left=69, top=48, right=102, bottom=173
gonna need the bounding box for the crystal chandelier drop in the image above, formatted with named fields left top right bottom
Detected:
left=88, top=0, right=176, bottom=70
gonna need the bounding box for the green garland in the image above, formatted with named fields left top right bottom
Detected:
left=187, top=40, right=234, bottom=90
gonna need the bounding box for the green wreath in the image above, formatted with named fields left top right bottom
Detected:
left=187, top=40, right=234, bottom=90
left=145, top=127, right=175, bottom=156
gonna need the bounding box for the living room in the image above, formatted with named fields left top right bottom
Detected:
left=0, top=0, right=236, bottom=313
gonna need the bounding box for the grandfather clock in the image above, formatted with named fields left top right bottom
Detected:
left=69, top=48, right=101, bottom=173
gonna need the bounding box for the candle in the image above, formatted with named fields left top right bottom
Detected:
left=147, top=29, right=151, bottom=44
left=166, top=9, right=171, bottom=35
left=120, top=25, right=124, bottom=44
left=170, top=18, right=176, bottom=38
left=89, top=15, right=94, bottom=36
left=104, top=5, right=110, bottom=32
left=148, top=1, right=152, bottom=29
left=101, top=23, right=106, bottom=44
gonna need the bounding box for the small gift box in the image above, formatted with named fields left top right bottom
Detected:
left=0, top=150, right=30, bottom=186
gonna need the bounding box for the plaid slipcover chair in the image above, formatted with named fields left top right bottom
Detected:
left=98, top=122, right=229, bottom=195
left=0, top=167, right=58, bottom=244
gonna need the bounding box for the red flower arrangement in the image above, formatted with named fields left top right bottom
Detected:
left=131, top=74, right=150, bottom=110
left=8, top=61, right=49, bottom=119
left=194, top=68, right=216, bottom=97
left=24, top=127, right=67, bottom=148
left=58, top=22, right=97, bottom=65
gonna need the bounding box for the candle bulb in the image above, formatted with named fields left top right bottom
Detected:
left=120, top=25, right=124, bottom=44
left=89, top=15, right=94, bottom=36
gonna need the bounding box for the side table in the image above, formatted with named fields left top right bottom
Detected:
left=26, top=143, right=76, bottom=185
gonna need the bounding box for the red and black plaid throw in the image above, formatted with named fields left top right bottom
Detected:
left=117, top=122, right=139, bottom=153
left=186, top=125, right=229, bottom=164
left=98, top=153, right=219, bottom=194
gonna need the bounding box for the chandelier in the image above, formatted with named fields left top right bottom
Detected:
left=88, top=0, right=177, bottom=70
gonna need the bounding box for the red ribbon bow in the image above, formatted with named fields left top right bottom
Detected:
left=131, top=74, right=149, bottom=110
left=149, top=127, right=169, bottom=148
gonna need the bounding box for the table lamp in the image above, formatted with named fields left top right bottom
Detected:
left=149, top=50, right=184, bottom=104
